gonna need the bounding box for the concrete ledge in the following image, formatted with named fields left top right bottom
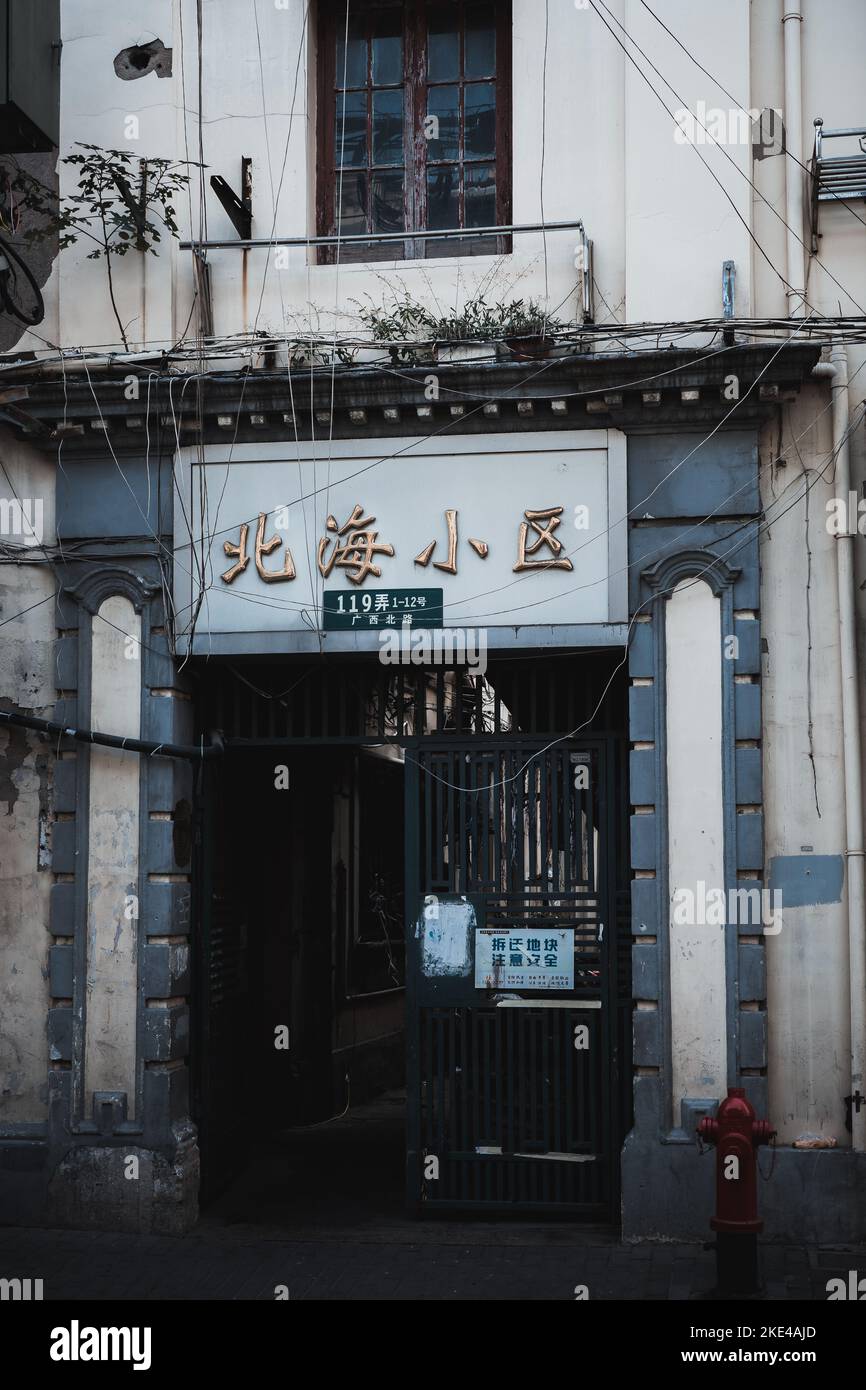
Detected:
left=622, top=1124, right=866, bottom=1243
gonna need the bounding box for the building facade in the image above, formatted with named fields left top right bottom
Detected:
left=1, top=0, right=865, bottom=1243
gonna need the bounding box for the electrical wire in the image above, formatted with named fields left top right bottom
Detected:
left=587, top=0, right=866, bottom=318
left=636, top=0, right=866, bottom=239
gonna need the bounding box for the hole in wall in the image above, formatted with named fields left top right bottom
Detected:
left=113, top=40, right=173, bottom=81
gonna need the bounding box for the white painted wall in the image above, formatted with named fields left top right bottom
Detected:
left=665, top=578, right=727, bottom=1126
left=761, top=391, right=852, bottom=1142
left=35, top=0, right=762, bottom=355
left=748, top=2, right=866, bottom=1142
left=84, top=595, right=141, bottom=1117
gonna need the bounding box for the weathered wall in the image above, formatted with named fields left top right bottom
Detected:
left=0, top=428, right=55, bottom=1135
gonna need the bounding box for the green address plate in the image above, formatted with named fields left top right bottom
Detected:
left=323, top=588, right=445, bottom=630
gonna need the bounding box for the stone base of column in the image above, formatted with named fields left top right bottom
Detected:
left=46, top=1121, right=199, bottom=1235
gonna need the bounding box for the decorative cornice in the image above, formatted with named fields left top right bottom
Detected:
left=4, top=343, right=824, bottom=453
left=642, top=548, right=742, bottom=597
left=64, top=566, right=160, bottom=615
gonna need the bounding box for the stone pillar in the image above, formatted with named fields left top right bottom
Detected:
left=46, top=566, right=198, bottom=1233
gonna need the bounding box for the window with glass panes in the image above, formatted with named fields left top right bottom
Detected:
left=317, top=1, right=511, bottom=262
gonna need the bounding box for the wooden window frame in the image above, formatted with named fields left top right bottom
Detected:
left=316, top=0, right=512, bottom=264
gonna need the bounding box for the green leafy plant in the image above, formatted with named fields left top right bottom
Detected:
left=352, top=290, right=436, bottom=363
left=354, top=289, right=565, bottom=360
left=7, top=144, right=192, bottom=349
left=285, top=338, right=357, bottom=368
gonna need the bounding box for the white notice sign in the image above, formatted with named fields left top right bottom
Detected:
left=474, top=928, right=574, bottom=990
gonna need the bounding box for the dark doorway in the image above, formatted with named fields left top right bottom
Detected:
left=193, top=741, right=406, bottom=1206
left=191, top=652, right=630, bottom=1224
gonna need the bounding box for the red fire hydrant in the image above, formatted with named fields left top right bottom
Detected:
left=698, top=1087, right=774, bottom=1294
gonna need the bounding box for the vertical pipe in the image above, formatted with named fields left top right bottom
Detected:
left=830, top=340, right=866, bottom=1153
left=782, top=2, right=806, bottom=315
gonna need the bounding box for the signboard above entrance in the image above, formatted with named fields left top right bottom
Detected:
left=173, top=431, right=627, bottom=656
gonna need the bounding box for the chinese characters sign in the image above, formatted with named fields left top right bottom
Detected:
left=173, top=431, right=626, bottom=654
left=323, top=588, right=444, bottom=630
left=474, top=928, right=574, bottom=990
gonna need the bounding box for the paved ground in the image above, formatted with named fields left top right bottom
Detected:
left=1, top=1093, right=863, bottom=1300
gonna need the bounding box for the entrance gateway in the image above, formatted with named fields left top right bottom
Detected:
left=177, top=431, right=632, bottom=1219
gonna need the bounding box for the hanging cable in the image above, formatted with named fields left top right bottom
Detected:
left=0, top=231, right=44, bottom=326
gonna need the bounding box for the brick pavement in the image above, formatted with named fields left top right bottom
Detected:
left=1, top=1221, right=864, bottom=1300
left=2, top=1095, right=863, bottom=1300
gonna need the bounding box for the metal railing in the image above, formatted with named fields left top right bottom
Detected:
left=180, top=219, right=594, bottom=323
left=812, top=120, right=866, bottom=202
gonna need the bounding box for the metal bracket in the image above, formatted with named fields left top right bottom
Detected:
left=722, top=260, right=736, bottom=345
left=844, top=1089, right=865, bottom=1133
left=209, top=157, right=252, bottom=239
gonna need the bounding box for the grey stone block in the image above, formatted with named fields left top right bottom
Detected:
left=629, top=685, right=655, bottom=742
left=146, top=818, right=192, bottom=874
left=50, top=880, right=76, bottom=936
left=52, top=698, right=77, bottom=731
left=628, top=622, right=654, bottom=678
left=143, top=1063, right=191, bottom=1129
left=630, top=876, right=659, bottom=936
left=55, top=590, right=80, bottom=629
left=47, top=1007, right=73, bottom=1061
left=143, top=635, right=179, bottom=689
left=53, top=635, right=78, bottom=690
left=630, top=814, right=657, bottom=870
left=629, top=748, right=656, bottom=806
left=49, top=944, right=74, bottom=998
left=142, top=1005, right=190, bottom=1062
left=51, top=821, right=78, bottom=874
left=633, top=1008, right=661, bottom=1066
left=632, top=944, right=659, bottom=1000
left=52, top=758, right=78, bottom=815
left=734, top=617, right=761, bottom=674
left=143, top=941, right=191, bottom=998
left=142, top=879, right=191, bottom=937
left=145, top=692, right=194, bottom=746
left=735, top=746, right=762, bottom=804
left=146, top=756, right=193, bottom=814
left=735, top=682, right=761, bottom=740
left=738, top=1009, right=767, bottom=1068
left=738, top=942, right=766, bottom=1001
left=736, top=812, right=764, bottom=870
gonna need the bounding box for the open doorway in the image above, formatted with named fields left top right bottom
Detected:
left=191, top=652, right=631, bottom=1228
left=193, top=740, right=407, bottom=1223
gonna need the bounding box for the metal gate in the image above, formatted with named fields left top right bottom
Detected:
left=405, top=737, right=619, bottom=1216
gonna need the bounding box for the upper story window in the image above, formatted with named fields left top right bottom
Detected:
left=316, top=1, right=512, bottom=262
